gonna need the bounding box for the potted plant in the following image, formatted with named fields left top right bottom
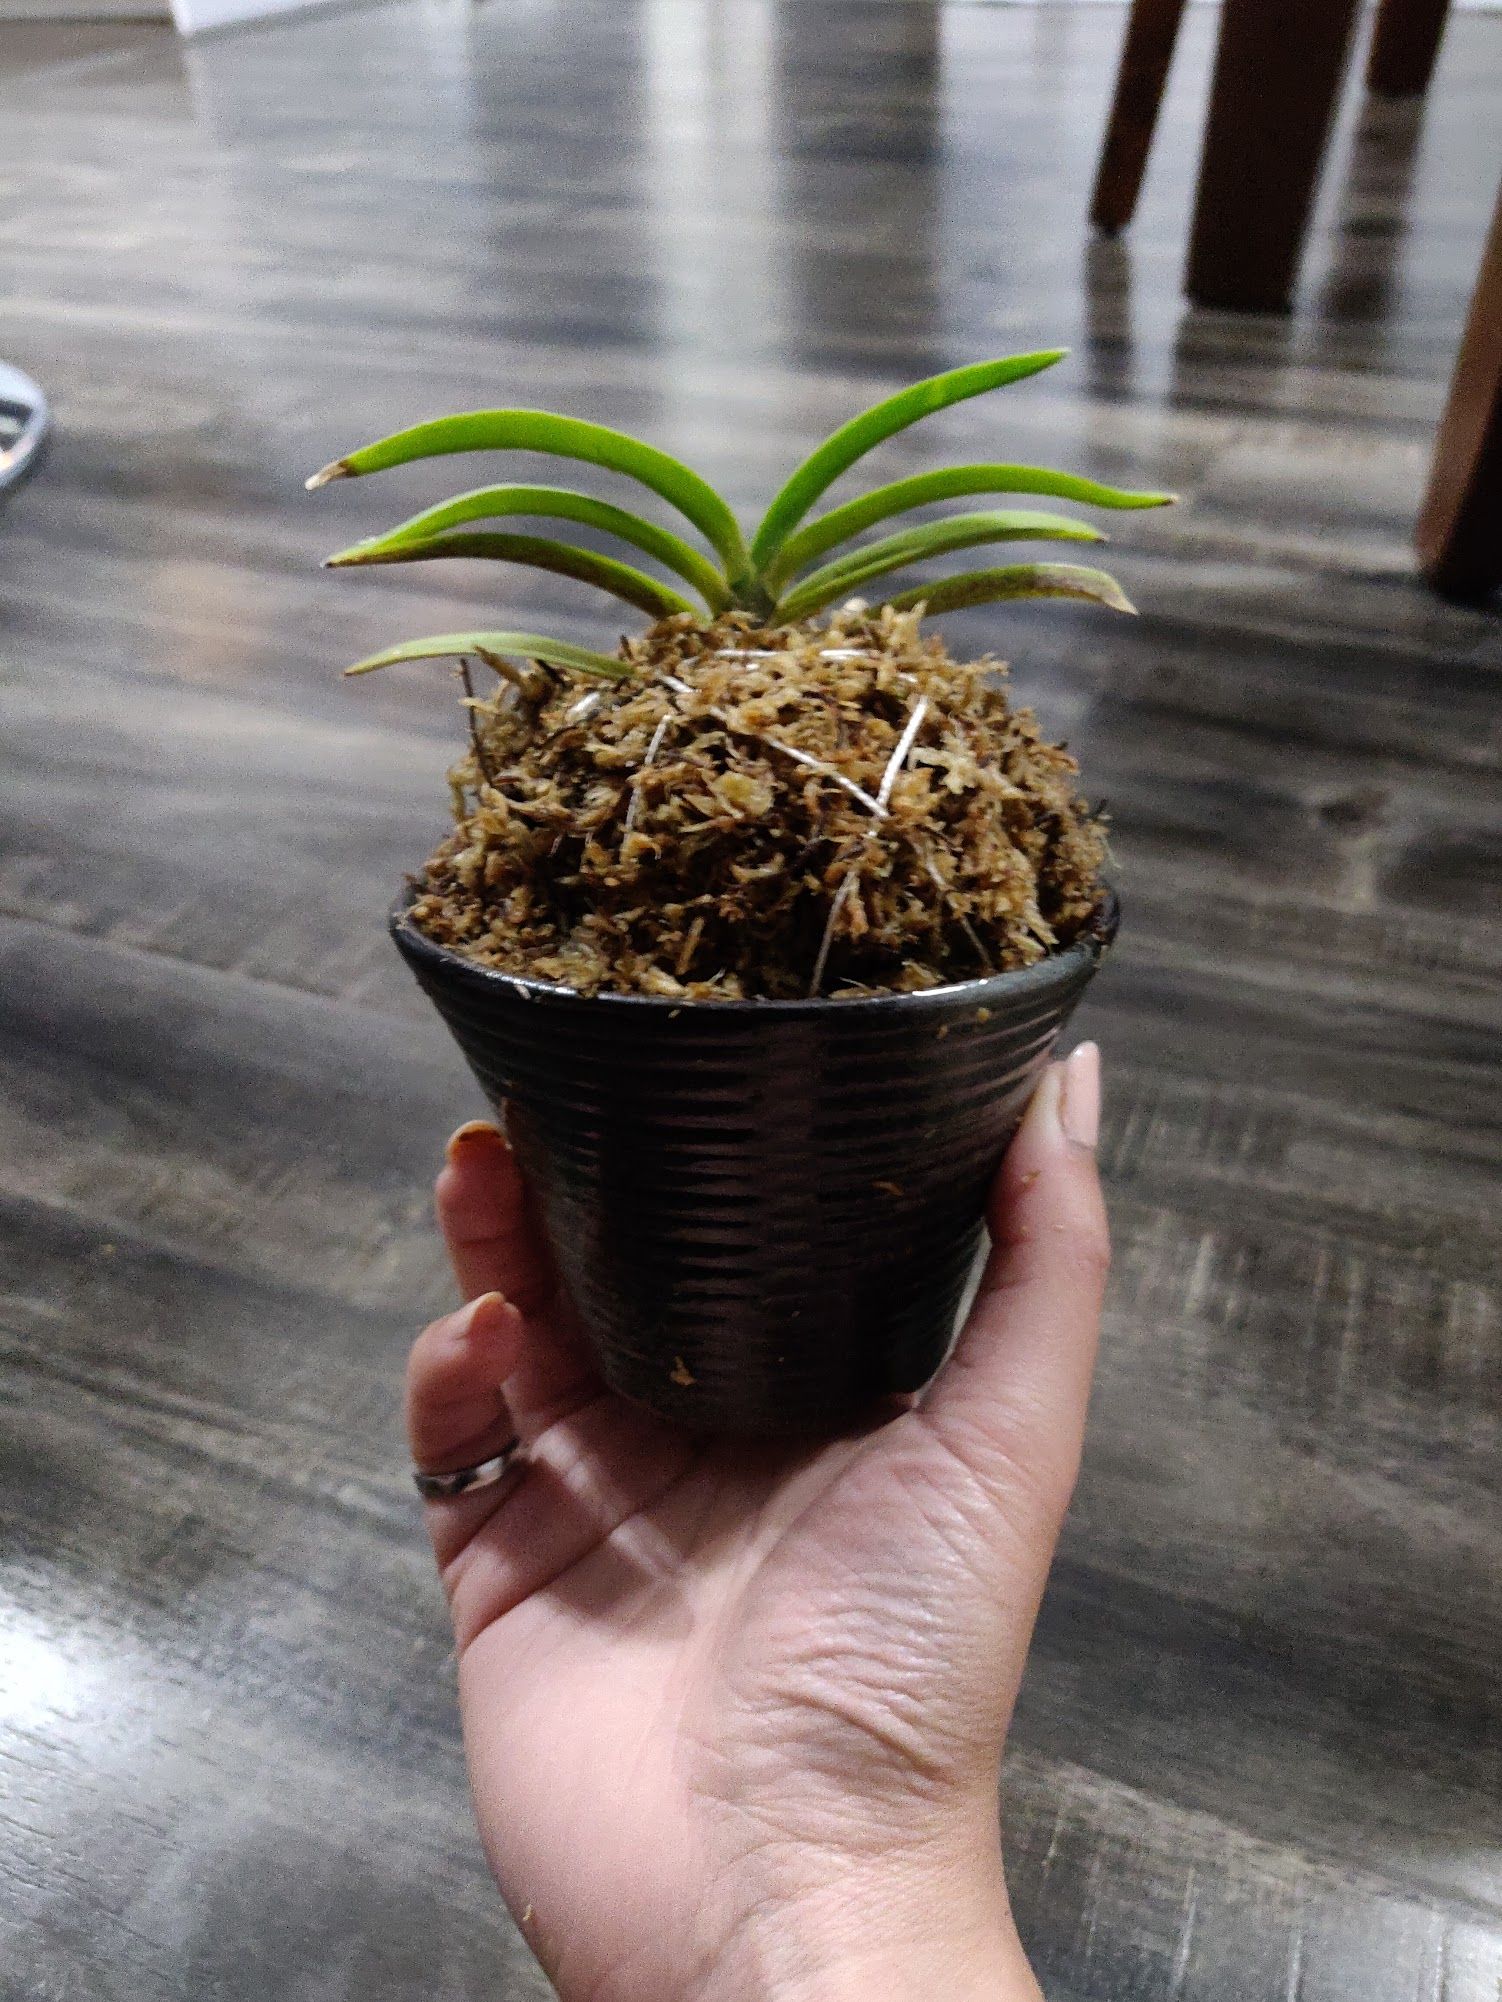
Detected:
left=310, top=351, right=1171, bottom=1435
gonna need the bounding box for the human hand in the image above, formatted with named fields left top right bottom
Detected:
left=406, top=1043, right=1107, bottom=2002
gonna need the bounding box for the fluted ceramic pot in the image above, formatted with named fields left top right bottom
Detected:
left=393, top=886, right=1117, bottom=1437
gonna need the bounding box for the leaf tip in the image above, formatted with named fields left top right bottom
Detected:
left=306, top=459, right=353, bottom=491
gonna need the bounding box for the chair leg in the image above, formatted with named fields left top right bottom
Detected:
left=1366, top=0, right=1451, bottom=98
left=1186, top=0, right=1362, bottom=312
left=1089, top=0, right=1190, bottom=235
left=1417, top=180, right=1502, bottom=602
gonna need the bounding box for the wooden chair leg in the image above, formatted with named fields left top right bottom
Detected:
left=1366, top=0, right=1451, bottom=98
left=1417, top=180, right=1502, bottom=602
left=1089, top=0, right=1190, bottom=234
left=1186, top=0, right=1362, bottom=312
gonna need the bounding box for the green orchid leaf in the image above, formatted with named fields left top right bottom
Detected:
left=886, top=562, right=1137, bottom=618
left=326, top=483, right=732, bottom=612
left=775, top=509, right=1104, bottom=621
left=343, top=631, right=634, bottom=682
left=307, top=409, right=749, bottom=578
left=325, top=530, right=697, bottom=620
left=749, top=352, right=1067, bottom=571
left=765, top=464, right=1176, bottom=587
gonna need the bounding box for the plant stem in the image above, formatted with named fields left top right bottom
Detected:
left=728, top=572, right=779, bottom=620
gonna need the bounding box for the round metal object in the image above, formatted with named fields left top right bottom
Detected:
left=413, top=1438, right=524, bottom=1501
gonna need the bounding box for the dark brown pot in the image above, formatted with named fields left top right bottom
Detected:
left=392, top=887, right=1117, bottom=1437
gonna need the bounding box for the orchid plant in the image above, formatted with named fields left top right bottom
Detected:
left=309, top=350, right=1173, bottom=686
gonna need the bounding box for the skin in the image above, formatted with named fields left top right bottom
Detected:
left=406, top=1042, right=1107, bottom=2002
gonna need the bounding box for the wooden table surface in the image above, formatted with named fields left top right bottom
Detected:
left=2, top=4, right=1498, bottom=1998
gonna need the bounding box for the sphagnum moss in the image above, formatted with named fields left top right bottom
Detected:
left=409, top=605, right=1106, bottom=999
left=312, top=352, right=1169, bottom=997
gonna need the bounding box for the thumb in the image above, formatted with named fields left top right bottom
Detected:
left=919, top=1042, right=1110, bottom=1528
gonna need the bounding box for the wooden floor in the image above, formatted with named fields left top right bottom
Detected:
left=2, top=4, right=1499, bottom=1998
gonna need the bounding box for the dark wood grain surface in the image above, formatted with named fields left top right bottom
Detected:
left=2, top=4, right=1499, bottom=1999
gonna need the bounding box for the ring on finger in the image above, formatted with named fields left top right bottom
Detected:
left=413, top=1436, right=524, bottom=1501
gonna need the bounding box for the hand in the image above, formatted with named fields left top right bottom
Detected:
left=406, top=1043, right=1108, bottom=2002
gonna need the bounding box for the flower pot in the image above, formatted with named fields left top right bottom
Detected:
left=391, top=886, right=1118, bottom=1437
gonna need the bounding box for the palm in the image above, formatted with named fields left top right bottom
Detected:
left=410, top=1069, right=1104, bottom=2001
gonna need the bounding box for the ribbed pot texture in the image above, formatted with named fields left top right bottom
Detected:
left=392, top=888, right=1117, bottom=1436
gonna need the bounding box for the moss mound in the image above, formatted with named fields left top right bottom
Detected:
left=408, top=604, right=1107, bottom=1000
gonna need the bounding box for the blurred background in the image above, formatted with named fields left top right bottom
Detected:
left=1, top=2, right=1498, bottom=1998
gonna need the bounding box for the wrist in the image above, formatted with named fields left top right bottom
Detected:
left=692, top=1837, right=1038, bottom=2002
left=711, top=1918, right=1038, bottom=2002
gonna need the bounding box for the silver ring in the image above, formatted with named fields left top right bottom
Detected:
left=413, top=1437, right=523, bottom=1501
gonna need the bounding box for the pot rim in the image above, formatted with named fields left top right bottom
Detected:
left=391, top=880, right=1118, bottom=1018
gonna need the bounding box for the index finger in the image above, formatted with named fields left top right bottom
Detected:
left=436, top=1121, right=559, bottom=1316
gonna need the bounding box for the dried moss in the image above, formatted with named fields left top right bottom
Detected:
left=408, top=603, right=1107, bottom=1000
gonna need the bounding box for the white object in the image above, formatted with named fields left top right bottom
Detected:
left=170, top=0, right=317, bottom=33
left=0, top=363, right=49, bottom=497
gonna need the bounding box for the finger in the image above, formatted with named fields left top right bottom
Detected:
left=408, top=1276, right=698, bottom=1654
left=920, top=1042, right=1110, bottom=1521
left=435, top=1122, right=603, bottom=1438
left=437, top=1121, right=557, bottom=1314
left=406, top=1290, right=531, bottom=1567
left=406, top=1290, right=527, bottom=1471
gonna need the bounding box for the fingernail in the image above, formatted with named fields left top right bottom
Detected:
left=451, top=1290, right=515, bottom=1346
left=446, top=1120, right=505, bottom=1164
left=468, top=1288, right=511, bottom=1326
left=1060, top=1042, right=1101, bottom=1151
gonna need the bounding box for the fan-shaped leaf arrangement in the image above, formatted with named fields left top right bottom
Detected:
left=310, top=350, right=1172, bottom=684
